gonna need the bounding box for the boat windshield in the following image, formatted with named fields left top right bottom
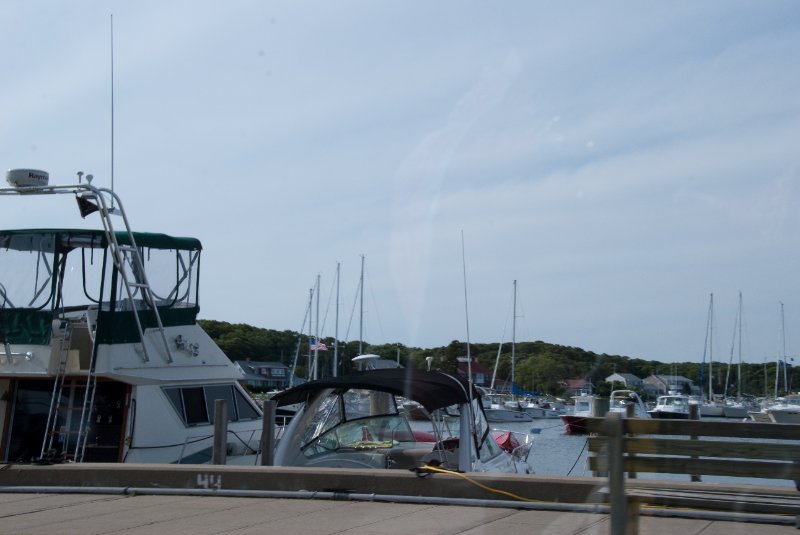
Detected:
left=661, top=397, right=687, bottom=407
left=299, top=388, right=403, bottom=449
left=301, top=413, right=417, bottom=458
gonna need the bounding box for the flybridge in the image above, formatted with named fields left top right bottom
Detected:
left=1, top=168, right=177, bottom=364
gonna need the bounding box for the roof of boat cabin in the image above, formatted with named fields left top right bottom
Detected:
left=271, top=369, right=479, bottom=412
left=0, top=228, right=202, bottom=251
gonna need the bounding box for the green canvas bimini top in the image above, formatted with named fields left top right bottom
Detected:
left=0, top=228, right=202, bottom=252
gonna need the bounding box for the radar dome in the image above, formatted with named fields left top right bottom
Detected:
left=6, top=168, right=49, bottom=187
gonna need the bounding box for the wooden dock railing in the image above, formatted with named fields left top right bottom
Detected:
left=586, top=412, right=800, bottom=535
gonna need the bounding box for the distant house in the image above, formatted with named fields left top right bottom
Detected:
left=456, top=359, right=495, bottom=390
left=643, top=374, right=699, bottom=395
left=234, top=360, right=292, bottom=391
left=605, top=373, right=643, bottom=389
left=561, top=378, right=594, bottom=397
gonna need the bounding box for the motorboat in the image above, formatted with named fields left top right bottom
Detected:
left=269, top=368, right=533, bottom=473
left=608, top=390, right=650, bottom=418
left=560, top=391, right=596, bottom=434
left=766, top=395, right=800, bottom=424
left=648, top=393, right=691, bottom=419
left=721, top=400, right=750, bottom=419
left=482, top=393, right=534, bottom=423
left=0, top=170, right=263, bottom=464
left=515, top=398, right=565, bottom=419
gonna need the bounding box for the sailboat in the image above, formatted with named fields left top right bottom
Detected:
left=764, top=302, right=800, bottom=423
left=482, top=280, right=533, bottom=423
left=698, top=293, right=724, bottom=417
left=721, top=291, right=750, bottom=418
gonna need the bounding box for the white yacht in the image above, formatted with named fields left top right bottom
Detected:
left=0, top=170, right=263, bottom=464
left=648, top=393, right=691, bottom=419
left=766, top=395, right=800, bottom=424
left=608, top=390, right=650, bottom=418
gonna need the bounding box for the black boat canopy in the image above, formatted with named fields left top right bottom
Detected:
left=0, top=228, right=202, bottom=252
left=271, top=369, right=479, bottom=413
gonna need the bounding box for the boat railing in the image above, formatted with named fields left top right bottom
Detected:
left=173, top=428, right=263, bottom=464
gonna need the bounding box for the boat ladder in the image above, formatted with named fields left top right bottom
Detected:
left=70, top=186, right=173, bottom=462
left=81, top=187, right=173, bottom=365
left=40, top=319, right=73, bottom=460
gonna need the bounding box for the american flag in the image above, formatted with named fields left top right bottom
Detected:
left=309, top=338, right=328, bottom=351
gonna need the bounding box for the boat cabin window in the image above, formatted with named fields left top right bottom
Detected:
left=163, top=384, right=260, bottom=426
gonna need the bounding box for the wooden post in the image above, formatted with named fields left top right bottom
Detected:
left=625, top=403, right=636, bottom=479
left=689, top=403, right=700, bottom=482
left=590, top=395, right=606, bottom=477
left=593, top=396, right=608, bottom=417
left=606, top=411, right=628, bottom=535
left=260, top=399, right=277, bottom=466
left=625, top=403, right=635, bottom=418
left=212, top=399, right=228, bottom=465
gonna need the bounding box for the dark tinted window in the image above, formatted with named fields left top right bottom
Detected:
left=182, top=387, right=208, bottom=425
left=205, top=385, right=235, bottom=422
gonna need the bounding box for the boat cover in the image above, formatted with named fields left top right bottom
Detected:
left=0, top=228, right=202, bottom=251
left=271, top=369, right=479, bottom=413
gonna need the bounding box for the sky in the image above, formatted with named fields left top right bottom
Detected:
left=1, top=1, right=799, bottom=364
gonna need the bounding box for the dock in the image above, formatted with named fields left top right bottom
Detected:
left=0, top=463, right=798, bottom=534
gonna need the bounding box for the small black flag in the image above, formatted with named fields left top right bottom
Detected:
left=76, top=195, right=99, bottom=218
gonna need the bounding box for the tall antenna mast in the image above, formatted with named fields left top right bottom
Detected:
left=110, top=14, right=116, bottom=210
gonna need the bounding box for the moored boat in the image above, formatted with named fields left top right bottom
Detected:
left=766, top=395, right=800, bottom=424
left=648, top=393, right=691, bottom=419
left=0, top=170, right=263, bottom=464
left=608, top=389, right=650, bottom=418
left=561, top=391, right=596, bottom=434
left=270, top=368, right=533, bottom=473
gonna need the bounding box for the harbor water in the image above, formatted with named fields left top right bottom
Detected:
left=495, top=418, right=798, bottom=488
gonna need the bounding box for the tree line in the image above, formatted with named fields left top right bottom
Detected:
left=200, top=319, right=797, bottom=398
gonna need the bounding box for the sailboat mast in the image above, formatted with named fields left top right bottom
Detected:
left=461, top=231, right=472, bottom=388
left=511, top=280, right=516, bottom=396
left=358, top=255, right=364, bottom=356
left=333, top=262, right=340, bottom=377
left=306, top=287, right=313, bottom=380
left=313, top=273, right=320, bottom=380
left=775, top=301, right=787, bottom=397
left=708, top=292, right=714, bottom=400
left=737, top=291, right=742, bottom=400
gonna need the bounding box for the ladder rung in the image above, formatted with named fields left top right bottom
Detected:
left=117, top=245, right=136, bottom=252
left=128, top=282, right=148, bottom=288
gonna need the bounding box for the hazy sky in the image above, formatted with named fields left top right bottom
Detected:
left=2, top=2, right=799, bottom=364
